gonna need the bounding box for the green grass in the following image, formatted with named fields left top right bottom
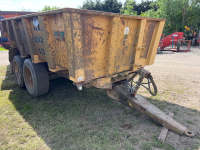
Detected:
left=0, top=65, right=141, bottom=149
left=187, top=120, right=196, bottom=125
left=140, top=142, right=152, bottom=150
left=191, top=142, right=200, bottom=150
left=151, top=135, right=175, bottom=150
left=0, top=65, right=199, bottom=149
left=0, top=47, right=8, bottom=51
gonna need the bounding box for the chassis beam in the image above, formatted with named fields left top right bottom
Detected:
left=107, top=85, right=195, bottom=137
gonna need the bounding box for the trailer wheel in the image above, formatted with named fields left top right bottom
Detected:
left=23, top=59, right=49, bottom=97
left=13, top=55, right=25, bottom=87
left=177, top=40, right=181, bottom=52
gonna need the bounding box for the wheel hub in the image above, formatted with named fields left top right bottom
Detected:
left=24, top=66, right=33, bottom=90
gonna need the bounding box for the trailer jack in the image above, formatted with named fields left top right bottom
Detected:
left=107, top=70, right=195, bottom=137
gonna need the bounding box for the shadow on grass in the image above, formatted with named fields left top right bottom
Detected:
left=1, top=65, right=200, bottom=150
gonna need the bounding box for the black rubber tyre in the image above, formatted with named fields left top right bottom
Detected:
left=23, top=59, right=49, bottom=97
left=177, top=40, right=181, bottom=52
left=192, top=38, right=196, bottom=46
left=10, top=61, right=14, bottom=74
left=157, top=47, right=161, bottom=54
left=13, top=55, right=25, bottom=87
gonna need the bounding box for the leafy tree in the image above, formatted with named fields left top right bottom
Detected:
left=38, top=5, right=60, bottom=12
left=121, top=0, right=154, bottom=15
left=120, top=0, right=137, bottom=15
left=186, top=0, right=200, bottom=31
left=140, top=0, right=200, bottom=35
left=135, top=1, right=155, bottom=15
left=102, top=0, right=122, bottom=13
left=80, top=0, right=122, bottom=13
left=81, top=0, right=200, bottom=36
left=81, top=0, right=96, bottom=10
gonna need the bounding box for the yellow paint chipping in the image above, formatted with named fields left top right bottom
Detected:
left=1, top=8, right=166, bottom=87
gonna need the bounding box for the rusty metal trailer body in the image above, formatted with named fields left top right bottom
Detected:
left=1, top=8, right=165, bottom=87
left=0, top=8, right=195, bottom=138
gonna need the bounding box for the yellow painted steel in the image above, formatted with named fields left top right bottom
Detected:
left=0, top=8, right=166, bottom=88
left=147, top=21, right=165, bottom=65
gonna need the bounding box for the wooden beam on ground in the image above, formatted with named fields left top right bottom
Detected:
left=157, top=112, right=174, bottom=142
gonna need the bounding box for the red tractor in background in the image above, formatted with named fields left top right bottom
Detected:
left=157, top=32, right=193, bottom=53
left=158, top=32, right=183, bottom=51
left=158, top=32, right=186, bottom=52
left=157, top=25, right=200, bottom=53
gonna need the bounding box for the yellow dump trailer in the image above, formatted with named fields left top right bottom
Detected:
left=1, top=8, right=165, bottom=93
left=1, top=8, right=195, bottom=137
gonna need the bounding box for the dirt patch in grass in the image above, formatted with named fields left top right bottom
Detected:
left=0, top=51, right=9, bottom=66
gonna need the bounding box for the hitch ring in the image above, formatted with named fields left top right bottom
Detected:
left=184, top=129, right=195, bottom=137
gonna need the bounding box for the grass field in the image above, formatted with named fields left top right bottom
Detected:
left=0, top=47, right=8, bottom=51
left=0, top=65, right=200, bottom=150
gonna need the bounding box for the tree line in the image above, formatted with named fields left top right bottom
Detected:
left=80, top=0, right=154, bottom=15
left=22, top=0, right=200, bottom=36
left=80, top=0, right=200, bottom=35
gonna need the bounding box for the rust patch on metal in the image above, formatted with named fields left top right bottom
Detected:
left=81, top=15, right=94, bottom=57
left=102, top=39, right=105, bottom=44
left=55, top=37, right=65, bottom=41
left=122, top=20, right=125, bottom=25
left=92, top=25, right=104, bottom=30
left=54, top=31, right=65, bottom=41
left=30, top=17, right=46, bottom=61
left=130, top=26, right=139, bottom=67
left=47, top=13, right=68, bottom=69
left=94, top=78, right=112, bottom=89
left=81, top=14, right=99, bottom=81
left=142, top=21, right=156, bottom=58
left=132, top=102, right=147, bottom=112
left=21, top=21, right=31, bottom=55
left=115, top=65, right=120, bottom=72
left=84, top=69, right=95, bottom=81
left=122, top=34, right=129, bottom=55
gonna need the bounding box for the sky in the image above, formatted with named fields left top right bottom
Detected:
left=0, top=0, right=141, bottom=12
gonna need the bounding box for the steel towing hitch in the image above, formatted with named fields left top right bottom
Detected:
left=124, top=68, right=157, bottom=97
left=107, top=68, right=195, bottom=137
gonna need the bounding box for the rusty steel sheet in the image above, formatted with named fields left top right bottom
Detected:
left=0, top=8, right=165, bottom=86
left=0, top=11, right=35, bottom=38
left=0, top=11, right=34, bottom=17
left=106, top=85, right=195, bottom=137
